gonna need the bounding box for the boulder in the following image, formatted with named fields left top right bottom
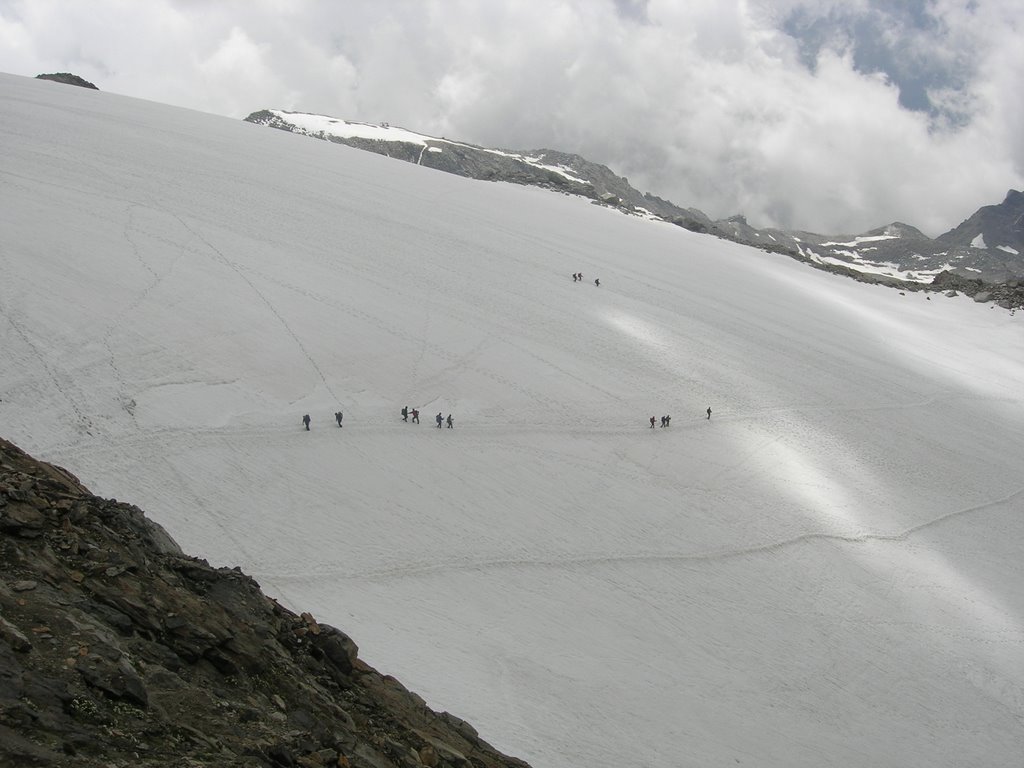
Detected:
left=76, top=653, right=148, bottom=707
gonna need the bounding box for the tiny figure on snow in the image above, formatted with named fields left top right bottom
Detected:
left=594, top=278, right=600, bottom=287
left=302, top=414, right=311, bottom=431
left=412, top=409, right=420, bottom=424
left=446, top=414, right=454, bottom=429
left=436, top=412, right=443, bottom=428
left=706, top=407, right=712, bottom=420
left=660, top=416, right=666, bottom=428
left=572, top=272, right=578, bottom=282
left=335, top=411, right=343, bottom=427
left=650, top=416, right=656, bottom=428
left=402, top=406, right=409, bottom=422
left=665, top=414, right=671, bottom=427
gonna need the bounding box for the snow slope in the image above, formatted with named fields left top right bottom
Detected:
left=3, top=72, right=1024, bottom=767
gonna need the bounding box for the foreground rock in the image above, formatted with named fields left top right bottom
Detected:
left=0, top=437, right=531, bottom=768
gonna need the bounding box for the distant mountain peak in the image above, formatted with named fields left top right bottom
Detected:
left=865, top=222, right=929, bottom=240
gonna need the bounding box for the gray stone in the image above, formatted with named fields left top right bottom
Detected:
left=76, top=653, right=148, bottom=707
left=0, top=722, right=62, bottom=764
left=0, top=615, right=32, bottom=652
left=313, top=626, right=358, bottom=675
left=2, top=501, right=45, bottom=529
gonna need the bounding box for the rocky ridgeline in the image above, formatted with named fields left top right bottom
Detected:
left=244, top=110, right=1024, bottom=284
left=0, top=437, right=531, bottom=768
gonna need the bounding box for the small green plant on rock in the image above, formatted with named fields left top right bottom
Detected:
left=112, top=701, right=144, bottom=720
left=69, top=696, right=101, bottom=722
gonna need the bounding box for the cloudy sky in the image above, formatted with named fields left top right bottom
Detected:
left=2, top=0, right=1022, bottom=235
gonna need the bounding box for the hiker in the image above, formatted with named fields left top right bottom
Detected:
left=572, top=272, right=578, bottom=282
left=706, top=407, right=712, bottom=420
left=665, top=414, right=671, bottom=427
left=401, top=406, right=409, bottom=422
left=660, top=416, right=666, bottom=428
left=302, top=414, right=310, bottom=431
left=436, top=412, right=443, bottom=428
left=594, top=278, right=600, bottom=287
left=412, top=408, right=419, bottom=424
left=446, top=414, right=453, bottom=429
left=335, top=411, right=343, bottom=427
left=650, top=416, right=656, bottom=428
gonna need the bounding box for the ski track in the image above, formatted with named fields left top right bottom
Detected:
left=100, top=202, right=184, bottom=430
left=258, top=484, right=1024, bottom=584
left=232, top=260, right=569, bottom=410
left=170, top=213, right=340, bottom=403
left=0, top=297, right=95, bottom=437
left=32, top=383, right=1010, bottom=462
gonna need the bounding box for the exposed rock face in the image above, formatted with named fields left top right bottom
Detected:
left=35, top=73, right=99, bottom=90
left=0, top=437, right=532, bottom=768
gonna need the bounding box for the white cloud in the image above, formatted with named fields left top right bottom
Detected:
left=0, top=0, right=1021, bottom=235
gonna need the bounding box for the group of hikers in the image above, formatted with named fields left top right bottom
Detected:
left=303, top=408, right=456, bottom=430
left=304, top=405, right=712, bottom=431
left=400, top=406, right=454, bottom=429
left=301, top=412, right=344, bottom=430
left=572, top=272, right=599, bottom=287
left=649, top=407, right=711, bottom=428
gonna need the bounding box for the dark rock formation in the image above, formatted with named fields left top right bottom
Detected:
left=35, top=73, right=99, bottom=90
left=0, top=437, right=531, bottom=768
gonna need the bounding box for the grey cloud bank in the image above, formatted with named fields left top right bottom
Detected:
left=2, top=0, right=1021, bottom=236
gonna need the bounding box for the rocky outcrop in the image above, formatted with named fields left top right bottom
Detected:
left=35, top=73, right=99, bottom=90
left=0, top=437, right=531, bottom=768
left=929, top=271, right=1024, bottom=311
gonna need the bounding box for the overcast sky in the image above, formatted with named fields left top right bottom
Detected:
left=2, top=0, right=1022, bottom=235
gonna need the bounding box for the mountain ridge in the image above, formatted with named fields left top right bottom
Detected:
left=245, top=109, right=1024, bottom=286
